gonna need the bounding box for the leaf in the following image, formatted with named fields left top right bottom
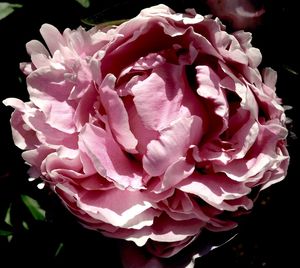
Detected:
left=0, top=229, right=13, bottom=236
left=21, top=195, right=46, bottom=221
left=55, top=242, right=64, bottom=257
left=0, top=2, right=22, bottom=20
left=82, top=18, right=127, bottom=27
left=0, top=221, right=13, bottom=241
left=80, top=2, right=130, bottom=26
left=22, top=221, right=29, bottom=230
left=4, top=204, right=12, bottom=226
left=283, top=65, right=299, bottom=75
left=75, top=0, right=90, bottom=8
left=7, top=235, right=13, bottom=242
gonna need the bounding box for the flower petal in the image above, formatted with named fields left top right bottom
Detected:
left=98, top=74, right=138, bottom=153
left=131, top=63, right=185, bottom=131
left=143, top=116, right=203, bottom=176
left=79, top=123, right=143, bottom=189
left=40, top=24, right=66, bottom=55
left=178, top=173, right=251, bottom=210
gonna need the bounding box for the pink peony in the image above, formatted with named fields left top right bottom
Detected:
left=206, top=0, right=265, bottom=30
left=4, top=4, right=289, bottom=266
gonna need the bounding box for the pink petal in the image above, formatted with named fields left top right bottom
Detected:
left=177, top=173, right=251, bottom=210
left=214, top=154, right=270, bottom=182
left=26, top=40, right=50, bottom=57
left=260, top=144, right=289, bottom=190
left=143, top=115, right=203, bottom=176
left=79, top=123, right=143, bottom=190
left=20, top=62, right=35, bottom=75
left=125, top=98, right=159, bottom=155
left=214, top=31, right=248, bottom=65
left=159, top=157, right=195, bottom=191
left=98, top=74, right=138, bottom=153
left=27, top=67, right=76, bottom=133
left=149, top=214, right=202, bottom=243
left=43, top=152, right=82, bottom=175
left=73, top=83, right=98, bottom=130
left=26, top=40, right=50, bottom=68
left=104, top=214, right=202, bottom=247
left=262, top=67, right=277, bottom=89
left=221, top=108, right=259, bottom=160
left=230, top=115, right=259, bottom=159
left=79, top=175, right=114, bottom=191
left=219, top=61, right=259, bottom=118
left=67, top=186, right=156, bottom=228
left=10, top=110, right=39, bottom=150
left=46, top=101, right=76, bottom=133
left=101, top=18, right=170, bottom=77
left=160, top=190, right=210, bottom=222
left=3, top=98, right=39, bottom=150
left=131, top=63, right=185, bottom=131
left=213, top=123, right=288, bottom=182
left=24, top=109, right=77, bottom=148
left=233, top=31, right=262, bottom=68
left=40, top=24, right=66, bottom=55
left=196, top=65, right=225, bottom=117
left=22, top=146, right=55, bottom=177
left=196, top=65, right=228, bottom=135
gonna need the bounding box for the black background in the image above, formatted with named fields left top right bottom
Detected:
left=0, top=0, right=299, bottom=267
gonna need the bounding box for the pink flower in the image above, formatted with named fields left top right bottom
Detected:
left=4, top=4, right=289, bottom=266
left=206, top=0, right=265, bottom=30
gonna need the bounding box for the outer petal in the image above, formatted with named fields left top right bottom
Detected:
left=213, top=123, right=288, bottom=182
left=26, top=40, right=50, bottom=68
left=40, top=24, right=66, bottom=55
left=104, top=214, right=203, bottom=247
left=27, top=67, right=76, bottom=133
left=26, top=40, right=50, bottom=57
left=177, top=173, right=251, bottom=210
left=233, top=31, right=262, bottom=68
left=78, top=189, right=156, bottom=228
left=3, top=98, right=39, bottom=150
left=55, top=184, right=158, bottom=228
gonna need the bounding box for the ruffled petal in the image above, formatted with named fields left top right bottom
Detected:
left=79, top=123, right=143, bottom=189
left=143, top=116, right=202, bottom=176
left=131, top=63, right=185, bottom=131
left=98, top=74, right=138, bottom=153
left=178, top=173, right=251, bottom=210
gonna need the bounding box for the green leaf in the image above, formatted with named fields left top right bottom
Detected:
left=4, top=204, right=12, bottom=226
left=0, top=223, right=13, bottom=241
left=55, top=242, right=64, bottom=257
left=283, top=65, right=299, bottom=76
left=75, top=0, right=90, bottom=8
left=82, top=18, right=127, bottom=27
left=7, top=235, right=13, bottom=242
left=21, top=195, right=46, bottom=221
left=0, top=229, right=13, bottom=236
left=0, top=2, right=22, bottom=20
left=22, top=221, right=29, bottom=230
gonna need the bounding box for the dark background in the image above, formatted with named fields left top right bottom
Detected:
left=0, top=0, right=299, bottom=267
